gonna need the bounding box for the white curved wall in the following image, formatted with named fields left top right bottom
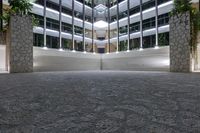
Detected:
left=1, top=45, right=170, bottom=72
left=0, top=45, right=6, bottom=71
left=102, top=46, right=169, bottom=71
left=33, top=46, right=170, bottom=72
left=33, top=47, right=101, bottom=72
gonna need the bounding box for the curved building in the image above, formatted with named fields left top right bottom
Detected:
left=30, top=0, right=173, bottom=53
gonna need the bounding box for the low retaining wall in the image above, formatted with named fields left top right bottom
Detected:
left=34, top=47, right=169, bottom=72
left=102, top=47, right=169, bottom=71
left=0, top=45, right=6, bottom=71
left=33, top=47, right=101, bottom=71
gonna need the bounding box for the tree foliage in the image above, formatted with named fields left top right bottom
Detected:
left=9, top=0, right=32, bottom=15
left=171, top=0, right=194, bottom=15
left=0, top=0, right=37, bottom=31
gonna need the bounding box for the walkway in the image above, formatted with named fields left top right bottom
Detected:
left=0, top=71, right=200, bottom=132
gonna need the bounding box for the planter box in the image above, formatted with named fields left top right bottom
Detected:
left=169, top=12, right=192, bottom=72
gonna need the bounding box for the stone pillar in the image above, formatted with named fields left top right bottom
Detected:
left=116, top=0, right=119, bottom=52
left=169, top=12, right=192, bottom=72
left=7, top=15, right=33, bottom=73
left=139, top=0, right=143, bottom=50
left=92, top=0, right=94, bottom=53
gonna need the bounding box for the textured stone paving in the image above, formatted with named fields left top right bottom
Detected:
left=0, top=71, right=200, bottom=133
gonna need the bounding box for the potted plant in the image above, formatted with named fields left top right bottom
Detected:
left=171, top=0, right=200, bottom=50
left=3, top=0, right=36, bottom=73
left=9, top=0, right=32, bottom=15
left=0, top=0, right=39, bottom=30
left=170, top=0, right=200, bottom=72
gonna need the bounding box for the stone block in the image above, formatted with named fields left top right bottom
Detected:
left=7, top=15, right=33, bottom=73
left=169, top=12, right=192, bottom=72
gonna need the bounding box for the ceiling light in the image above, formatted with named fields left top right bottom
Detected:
left=94, top=20, right=108, bottom=28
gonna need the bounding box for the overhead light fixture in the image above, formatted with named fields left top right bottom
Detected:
left=94, top=20, right=108, bottom=28
left=59, top=48, right=64, bottom=51
left=154, top=46, right=159, bottom=49
left=43, top=46, right=48, bottom=50
left=139, top=48, right=143, bottom=51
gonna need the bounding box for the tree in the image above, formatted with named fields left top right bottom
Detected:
left=171, top=0, right=193, bottom=15
left=9, top=0, right=32, bottom=15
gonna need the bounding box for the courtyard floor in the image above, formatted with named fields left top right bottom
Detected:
left=0, top=71, right=200, bottom=133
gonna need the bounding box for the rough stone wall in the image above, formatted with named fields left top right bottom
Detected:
left=169, top=12, right=192, bottom=72
left=7, top=15, right=33, bottom=73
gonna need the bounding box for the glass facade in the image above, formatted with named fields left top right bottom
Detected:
left=31, top=0, right=172, bottom=53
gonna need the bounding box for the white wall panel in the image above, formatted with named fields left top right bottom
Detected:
left=33, top=46, right=169, bottom=72
left=33, top=47, right=101, bottom=71
left=0, top=45, right=6, bottom=71
left=102, top=46, right=169, bottom=71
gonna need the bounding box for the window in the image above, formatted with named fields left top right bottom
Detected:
left=159, top=32, right=169, bottom=46
left=129, top=6, right=140, bottom=16
left=142, top=0, right=155, bottom=11
left=47, top=35, right=59, bottom=48
left=75, top=26, right=83, bottom=35
left=130, top=38, right=140, bottom=50
left=143, top=35, right=155, bottom=48
left=46, top=18, right=59, bottom=31
left=111, top=15, right=117, bottom=22
left=130, top=22, right=140, bottom=33
left=158, top=13, right=169, bottom=26
left=143, top=17, right=155, bottom=30
left=119, top=40, right=128, bottom=51
left=119, top=11, right=127, bottom=20
left=62, top=22, right=72, bottom=33
left=119, top=26, right=128, bottom=36
left=62, top=39, right=73, bottom=50
left=157, top=0, right=171, bottom=5
left=33, top=33, right=44, bottom=47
